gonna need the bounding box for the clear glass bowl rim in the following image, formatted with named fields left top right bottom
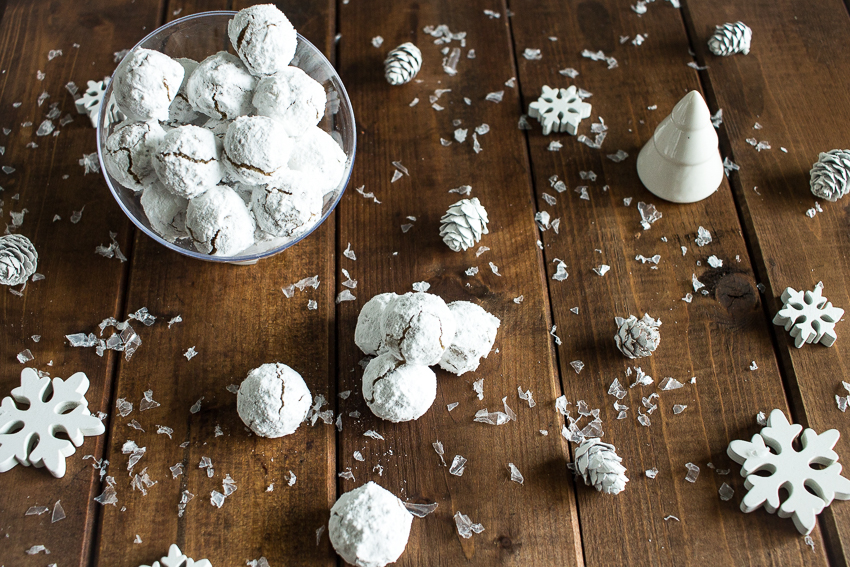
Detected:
left=96, top=10, right=356, bottom=263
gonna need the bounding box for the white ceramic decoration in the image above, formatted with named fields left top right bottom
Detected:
left=0, top=368, right=105, bottom=478
left=728, top=409, right=850, bottom=535
left=636, top=90, right=723, bottom=203
left=139, top=543, right=212, bottom=567
left=773, top=284, right=844, bottom=347
left=528, top=85, right=592, bottom=135
left=75, top=78, right=125, bottom=128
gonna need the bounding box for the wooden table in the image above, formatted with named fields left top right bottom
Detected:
left=1, top=0, right=849, bottom=565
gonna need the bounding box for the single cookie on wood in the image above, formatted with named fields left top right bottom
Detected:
left=112, top=48, right=184, bottom=122
left=103, top=120, right=166, bottom=193
left=186, top=51, right=257, bottom=120
left=329, top=481, right=413, bottom=567
left=380, top=292, right=456, bottom=366
left=252, top=67, right=327, bottom=137
left=228, top=4, right=297, bottom=77
left=236, top=362, right=312, bottom=437
left=185, top=184, right=256, bottom=256
left=153, top=125, right=223, bottom=199
left=439, top=301, right=500, bottom=375
left=355, top=293, right=399, bottom=356
left=362, top=353, right=437, bottom=423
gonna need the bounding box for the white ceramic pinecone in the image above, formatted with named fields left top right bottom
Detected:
left=0, top=234, right=38, bottom=286
left=810, top=149, right=850, bottom=202
left=614, top=314, right=661, bottom=359
left=384, top=43, right=422, bottom=86
left=707, top=21, right=752, bottom=56
left=439, top=198, right=489, bottom=252
left=574, top=438, right=628, bottom=495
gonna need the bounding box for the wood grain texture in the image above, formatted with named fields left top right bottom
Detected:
left=509, top=0, right=823, bottom=564
left=681, top=0, right=850, bottom=562
left=333, top=1, right=583, bottom=565
left=91, top=1, right=338, bottom=566
left=0, top=0, right=159, bottom=565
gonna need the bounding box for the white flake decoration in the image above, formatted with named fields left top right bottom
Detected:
left=138, top=543, right=212, bottom=567
left=773, top=284, right=844, bottom=347
left=0, top=369, right=105, bottom=478
left=528, top=85, right=592, bottom=136
left=75, top=78, right=124, bottom=128
left=728, top=409, right=850, bottom=535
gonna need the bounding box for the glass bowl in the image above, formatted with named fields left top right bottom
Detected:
left=96, top=11, right=356, bottom=264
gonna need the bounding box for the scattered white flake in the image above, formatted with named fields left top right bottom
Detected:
left=631, top=367, right=653, bottom=388
left=559, top=67, right=579, bottom=78
left=447, top=402, right=459, bottom=411
left=354, top=185, right=380, bottom=204
left=489, top=262, right=501, bottom=276
left=170, top=462, right=184, bottom=479
left=695, top=226, right=712, bottom=247
left=404, top=501, right=439, bottom=518
left=711, top=109, right=723, bottom=128
left=79, top=152, right=99, bottom=175
left=508, top=463, right=524, bottom=484
left=517, top=387, right=536, bottom=408
left=555, top=395, right=569, bottom=416
left=190, top=397, right=203, bottom=414
left=518, top=114, right=532, bottom=130
left=723, top=157, right=739, bottom=177
left=127, top=419, right=145, bottom=432
left=472, top=378, right=484, bottom=400
left=552, top=260, right=568, bottom=281
left=692, top=274, right=705, bottom=292
left=26, top=505, right=49, bottom=516
left=485, top=90, right=505, bottom=103
left=353, top=451, right=365, bottom=462
left=550, top=325, right=562, bottom=346
left=184, top=346, right=197, bottom=360
left=16, top=349, right=34, bottom=363
left=371, top=36, right=384, bottom=48
left=570, top=360, right=584, bottom=374
left=718, top=482, right=735, bottom=501
left=659, top=377, right=684, bottom=390
left=36, top=119, right=55, bottom=136
left=363, top=430, right=384, bottom=441
left=338, top=469, right=355, bottom=481
left=473, top=407, right=511, bottom=425
left=513, top=295, right=524, bottom=304
left=449, top=185, right=472, bottom=196
left=523, top=48, right=542, bottom=60
left=540, top=430, right=548, bottom=435
left=484, top=9, right=500, bottom=18
left=454, top=511, right=485, bottom=539
left=336, top=290, right=356, bottom=303
left=608, top=378, right=628, bottom=400
left=432, top=440, right=446, bottom=466
left=412, top=281, right=430, bottom=293
left=684, top=462, right=700, bottom=483
left=535, top=210, right=551, bottom=230
left=391, top=169, right=403, bottom=183
left=465, top=266, right=479, bottom=277
left=542, top=193, right=557, bottom=206
left=472, top=133, right=482, bottom=154
left=756, top=411, right=767, bottom=426
left=548, top=140, right=563, bottom=151
left=673, top=404, right=687, bottom=414
left=607, top=150, right=628, bottom=162
left=70, top=206, right=85, bottom=224
left=805, top=535, right=815, bottom=552
left=95, top=231, right=127, bottom=262
left=449, top=455, right=467, bottom=476
left=25, top=545, right=50, bottom=555
left=635, top=254, right=661, bottom=265
left=637, top=201, right=662, bottom=229
left=687, top=61, right=708, bottom=70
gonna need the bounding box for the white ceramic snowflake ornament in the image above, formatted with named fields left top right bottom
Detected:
left=75, top=78, right=125, bottom=128
left=139, top=544, right=212, bottom=567
left=773, top=284, right=844, bottom=348
left=728, top=409, right=850, bottom=535
left=0, top=368, right=105, bottom=478
left=528, top=85, right=592, bottom=135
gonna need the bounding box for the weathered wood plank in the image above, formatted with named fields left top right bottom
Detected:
left=0, top=0, right=158, bottom=565
left=92, top=1, right=338, bottom=566
left=333, top=1, right=583, bottom=565
left=681, top=0, right=850, bottom=562
left=509, top=0, right=822, bottom=564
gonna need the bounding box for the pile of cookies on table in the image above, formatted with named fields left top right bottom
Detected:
left=103, top=4, right=346, bottom=257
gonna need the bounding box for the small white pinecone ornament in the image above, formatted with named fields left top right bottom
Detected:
left=614, top=313, right=661, bottom=359
left=0, top=234, right=38, bottom=286
left=707, top=21, right=752, bottom=56
left=439, top=198, right=489, bottom=252
left=810, top=150, right=850, bottom=202
left=573, top=438, right=628, bottom=495
left=384, top=43, right=422, bottom=86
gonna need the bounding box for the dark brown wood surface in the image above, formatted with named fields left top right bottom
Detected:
left=0, top=0, right=848, bottom=565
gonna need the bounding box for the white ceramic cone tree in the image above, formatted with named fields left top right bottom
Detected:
left=636, top=90, right=723, bottom=203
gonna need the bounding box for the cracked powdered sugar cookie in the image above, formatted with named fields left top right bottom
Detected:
left=228, top=4, right=297, bottom=77
left=439, top=301, right=500, bottom=375
left=112, top=48, right=184, bottom=121
left=186, top=51, right=257, bottom=120
left=168, top=57, right=200, bottom=124
left=140, top=181, right=189, bottom=243
left=380, top=292, right=456, bottom=366
left=252, top=67, right=327, bottom=137
left=103, top=120, right=166, bottom=193
left=251, top=171, right=323, bottom=239
left=153, top=125, right=224, bottom=199
left=236, top=362, right=312, bottom=437
left=287, top=125, right=347, bottom=195
left=355, top=293, right=399, bottom=356
left=222, top=115, right=293, bottom=185
left=185, top=184, right=256, bottom=256
left=362, top=353, right=436, bottom=422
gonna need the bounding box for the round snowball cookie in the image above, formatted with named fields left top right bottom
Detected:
left=288, top=125, right=347, bottom=195
left=236, top=362, right=312, bottom=437
left=222, top=116, right=293, bottom=185
left=112, top=48, right=185, bottom=122
left=228, top=4, right=297, bottom=77
left=329, top=481, right=412, bottom=567
left=439, top=301, right=501, bottom=375
left=153, top=125, right=224, bottom=199
left=186, top=51, right=257, bottom=120
left=168, top=58, right=200, bottom=124
left=362, top=353, right=436, bottom=422
left=140, top=181, right=189, bottom=243
left=252, top=68, right=327, bottom=137
left=251, top=171, right=322, bottom=238
left=103, top=120, right=166, bottom=192
left=186, top=184, right=256, bottom=256
left=355, top=293, right=398, bottom=356
left=380, top=292, right=457, bottom=366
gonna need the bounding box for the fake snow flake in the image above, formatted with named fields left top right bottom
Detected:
left=371, top=36, right=384, bottom=48
left=95, top=231, right=127, bottom=262
left=529, top=85, right=592, bottom=136
left=553, top=260, right=569, bottom=281
left=449, top=455, right=467, bottom=476
left=728, top=409, right=850, bottom=534
left=140, top=390, right=160, bottom=411
left=94, top=476, right=118, bottom=506
left=411, top=281, right=429, bottom=292
left=336, top=290, right=356, bottom=303
left=338, top=469, right=355, bottom=481
left=465, top=266, right=479, bottom=277
left=485, top=90, right=505, bottom=103
left=522, top=48, right=542, bottom=60
left=404, top=501, right=438, bottom=518
left=25, top=544, right=49, bottom=555
left=550, top=325, right=562, bottom=346
left=659, top=377, right=684, bottom=390
left=692, top=273, right=705, bottom=292
left=473, top=407, right=511, bottom=425
left=508, top=463, right=524, bottom=484
left=26, top=505, right=49, bottom=515
left=560, top=67, right=579, bottom=78
left=79, top=152, right=100, bottom=175
left=719, top=482, right=735, bottom=501
left=608, top=378, right=628, bottom=400
left=354, top=185, right=380, bottom=204
left=190, top=397, right=203, bottom=414
left=630, top=367, right=653, bottom=388
left=364, top=430, right=384, bottom=440
left=0, top=368, right=105, bottom=477
left=447, top=402, right=459, bottom=411
left=673, top=404, right=687, bottom=415
left=183, top=346, right=198, bottom=360
left=723, top=156, right=740, bottom=177
left=488, top=262, right=501, bottom=276
left=637, top=201, right=662, bottom=230
left=695, top=226, right=712, bottom=246
left=454, top=511, right=485, bottom=539
left=773, top=284, right=844, bottom=347
left=607, top=150, right=629, bottom=162
left=518, top=387, right=536, bottom=408
left=570, top=360, right=584, bottom=374
left=684, top=462, right=700, bottom=483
